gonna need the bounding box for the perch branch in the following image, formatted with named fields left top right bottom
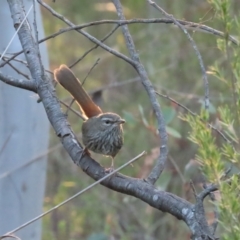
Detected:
left=1, top=151, right=145, bottom=238
left=112, top=0, right=168, bottom=185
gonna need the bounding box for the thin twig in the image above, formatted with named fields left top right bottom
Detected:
left=82, top=58, right=100, bottom=86
left=1, top=16, right=238, bottom=68
left=3, top=59, right=29, bottom=79
left=2, top=55, right=53, bottom=76
left=89, top=76, right=140, bottom=94
left=37, top=0, right=136, bottom=67
left=60, top=100, right=86, bottom=121
left=1, top=151, right=145, bottom=238
left=60, top=76, right=141, bottom=112
left=198, top=184, right=218, bottom=200
left=0, top=4, right=33, bottom=63
left=155, top=91, right=232, bottom=144
left=29, top=19, right=240, bottom=48
left=0, top=71, right=36, bottom=92
left=147, top=0, right=209, bottom=111
left=168, top=155, right=185, bottom=183
left=64, top=98, right=76, bottom=117
left=190, top=180, right=198, bottom=198
left=2, top=55, right=28, bottom=66
left=197, top=174, right=240, bottom=202
left=0, top=51, right=22, bottom=68
left=112, top=0, right=168, bottom=185
left=156, top=91, right=196, bottom=114
left=69, top=25, right=119, bottom=68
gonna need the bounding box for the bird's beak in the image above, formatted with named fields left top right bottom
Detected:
left=118, top=119, right=125, bottom=124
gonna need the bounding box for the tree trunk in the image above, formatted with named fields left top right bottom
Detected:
left=0, top=1, right=49, bottom=239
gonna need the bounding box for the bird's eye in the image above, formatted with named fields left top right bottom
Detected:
left=105, top=120, right=110, bottom=124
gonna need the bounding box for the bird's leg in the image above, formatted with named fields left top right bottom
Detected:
left=79, top=147, right=90, bottom=161
left=111, top=157, right=114, bottom=169
left=105, top=157, right=115, bottom=173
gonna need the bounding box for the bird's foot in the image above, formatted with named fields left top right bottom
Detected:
left=105, top=166, right=115, bottom=174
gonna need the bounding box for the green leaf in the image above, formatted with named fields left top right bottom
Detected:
left=166, top=126, right=181, bottom=138
left=198, top=99, right=217, bottom=114
left=138, top=104, right=149, bottom=127
left=162, top=107, right=176, bottom=124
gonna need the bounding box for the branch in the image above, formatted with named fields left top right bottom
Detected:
left=59, top=100, right=86, bottom=121
left=0, top=71, right=36, bottom=92
left=1, top=152, right=145, bottom=238
left=198, top=184, right=218, bottom=200
left=69, top=25, right=119, bottom=68
left=25, top=19, right=240, bottom=48
left=147, top=0, right=209, bottom=111
left=37, top=0, right=135, bottom=67
left=1, top=17, right=238, bottom=68
left=155, top=91, right=233, bottom=144
left=112, top=0, right=168, bottom=185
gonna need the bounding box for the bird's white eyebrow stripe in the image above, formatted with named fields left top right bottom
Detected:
left=101, top=117, right=114, bottom=121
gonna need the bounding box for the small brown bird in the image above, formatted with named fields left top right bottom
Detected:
left=54, top=65, right=125, bottom=170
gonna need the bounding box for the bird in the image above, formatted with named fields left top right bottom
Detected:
left=54, top=65, right=125, bottom=170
